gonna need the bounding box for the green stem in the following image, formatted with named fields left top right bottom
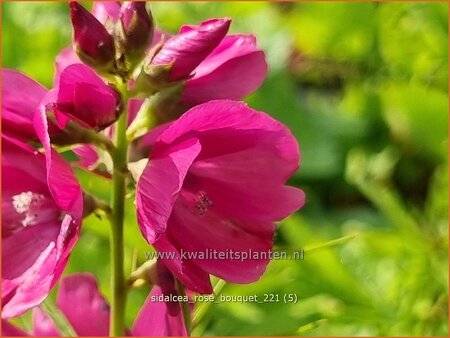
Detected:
left=109, top=88, right=129, bottom=336
left=192, top=279, right=226, bottom=327
left=176, top=280, right=192, bottom=335
left=41, top=298, right=77, bottom=337
left=50, top=119, right=116, bottom=156
left=303, top=234, right=356, bottom=254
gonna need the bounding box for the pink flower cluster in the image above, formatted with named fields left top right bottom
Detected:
left=2, top=1, right=305, bottom=336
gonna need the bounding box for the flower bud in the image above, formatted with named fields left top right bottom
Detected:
left=55, top=64, right=120, bottom=130
left=119, top=1, right=154, bottom=65
left=151, top=18, right=231, bottom=81
left=70, top=1, right=116, bottom=72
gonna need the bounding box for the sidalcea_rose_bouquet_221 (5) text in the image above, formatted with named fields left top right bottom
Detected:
left=1, top=1, right=305, bottom=336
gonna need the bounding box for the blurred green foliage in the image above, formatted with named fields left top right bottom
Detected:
left=2, top=1, right=448, bottom=336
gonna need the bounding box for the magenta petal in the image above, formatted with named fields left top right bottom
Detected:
left=2, top=221, right=59, bottom=285
left=132, top=286, right=187, bottom=336
left=182, top=50, right=267, bottom=104
left=56, top=273, right=110, bottom=336
left=2, top=69, right=48, bottom=141
left=32, top=308, right=60, bottom=336
left=32, top=274, right=110, bottom=336
left=132, top=263, right=188, bottom=336
left=152, top=18, right=231, bottom=80
left=158, top=100, right=300, bottom=166
left=44, top=89, right=73, bottom=134
left=2, top=252, right=54, bottom=319
left=138, top=122, right=173, bottom=150
left=167, top=197, right=274, bottom=283
left=92, top=1, right=121, bottom=23
left=58, top=64, right=108, bottom=105
left=58, top=64, right=112, bottom=102
left=73, top=82, right=119, bottom=128
left=33, top=100, right=83, bottom=216
left=56, top=64, right=119, bottom=129
left=153, top=234, right=213, bottom=294
left=188, top=150, right=305, bottom=222
left=195, top=35, right=258, bottom=72
left=54, top=46, right=81, bottom=85
left=182, top=35, right=267, bottom=104
left=127, top=98, right=144, bottom=126
left=1, top=320, right=30, bottom=336
left=136, top=138, right=202, bottom=243
left=1, top=218, right=76, bottom=318
left=73, top=145, right=100, bottom=170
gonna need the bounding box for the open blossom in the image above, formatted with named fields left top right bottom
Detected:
left=1, top=136, right=83, bottom=319
left=53, top=63, right=120, bottom=130
left=1, top=69, right=48, bottom=141
left=2, top=271, right=187, bottom=336
left=136, top=100, right=305, bottom=293
left=151, top=18, right=231, bottom=81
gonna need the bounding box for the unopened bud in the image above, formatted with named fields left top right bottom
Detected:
left=70, top=1, right=116, bottom=72
left=119, top=1, right=154, bottom=66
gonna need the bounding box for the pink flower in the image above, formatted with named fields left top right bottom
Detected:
left=136, top=100, right=305, bottom=293
left=181, top=34, right=268, bottom=106
left=1, top=136, right=83, bottom=318
left=1, top=69, right=48, bottom=141
left=69, top=1, right=115, bottom=69
left=2, top=271, right=187, bottom=336
left=53, top=64, right=120, bottom=130
left=151, top=18, right=231, bottom=81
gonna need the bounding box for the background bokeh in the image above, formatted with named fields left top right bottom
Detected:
left=2, top=1, right=448, bottom=336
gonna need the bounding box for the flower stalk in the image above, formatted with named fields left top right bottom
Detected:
left=176, top=280, right=192, bottom=335
left=41, top=299, right=77, bottom=337
left=109, top=82, right=129, bottom=336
